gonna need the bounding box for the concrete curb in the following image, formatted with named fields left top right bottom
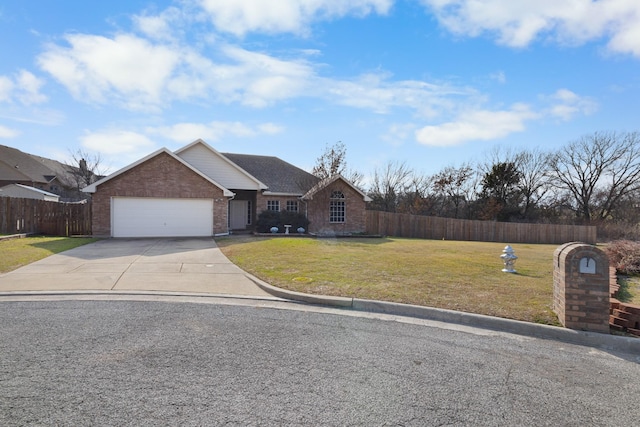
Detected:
left=246, top=273, right=353, bottom=307
left=0, top=233, right=30, bottom=241
left=248, top=274, right=640, bottom=354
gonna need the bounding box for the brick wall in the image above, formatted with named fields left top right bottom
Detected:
left=305, top=181, right=367, bottom=235
left=255, top=193, right=301, bottom=215
left=91, top=152, right=228, bottom=236
left=610, top=267, right=640, bottom=336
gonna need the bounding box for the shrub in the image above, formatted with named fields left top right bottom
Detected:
left=604, top=240, right=640, bottom=275
left=256, top=210, right=310, bottom=233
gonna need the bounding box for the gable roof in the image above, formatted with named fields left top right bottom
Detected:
left=175, top=139, right=268, bottom=190
left=0, top=144, right=60, bottom=185
left=82, top=148, right=234, bottom=196
left=222, top=153, right=320, bottom=195
left=302, top=174, right=372, bottom=202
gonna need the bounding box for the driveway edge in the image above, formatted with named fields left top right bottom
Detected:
left=247, top=274, right=640, bottom=354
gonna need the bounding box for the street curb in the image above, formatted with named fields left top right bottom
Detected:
left=246, top=273, right=353, bottom=307
left=248, top=274, right=640, bottom=354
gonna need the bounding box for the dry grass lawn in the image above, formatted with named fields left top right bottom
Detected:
left=216, top=236, right=560, bottom=325
left=0, top=236, right=98, bottom=273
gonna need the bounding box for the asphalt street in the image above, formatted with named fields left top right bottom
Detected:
left=1, top=297, right=639, bottom=426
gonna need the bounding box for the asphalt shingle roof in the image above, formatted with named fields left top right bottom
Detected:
left=0, top=145, right=80, bottom=189
left=222, top=153, right=320, bottom=194
left=0, top=144, right=57, bottom=185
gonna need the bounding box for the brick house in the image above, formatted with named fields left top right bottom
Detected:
left=82, top=139, right=370, bottom=237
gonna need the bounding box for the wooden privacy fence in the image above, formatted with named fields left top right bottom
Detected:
left=366, top=211, right=597, bottom=245
left=0, top=197, right=91, bottom=237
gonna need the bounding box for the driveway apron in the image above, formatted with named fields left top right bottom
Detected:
left=0, top=238, right=273, bottom=297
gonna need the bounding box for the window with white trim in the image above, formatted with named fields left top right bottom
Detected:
left=329, top=191, right=345, bottom=223
left=286, top=200, right=299, bottom=212
left=267, top=200, right=280, bottom=212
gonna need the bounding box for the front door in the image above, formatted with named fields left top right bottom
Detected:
left=229, top=200, right=248, bottom=230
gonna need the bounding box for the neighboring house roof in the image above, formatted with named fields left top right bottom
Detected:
left=31, top=154, right=78, bottom=189
left=0, top=183, right=61, bottom=201
left=0, top=144, right=86, bottom=192
left=222, top=153, right=320, bottom=195
left=82, top=147, right=234, bottom=196
left=303, top=174, right=372, bottom=202
left=0, top=144, right=59, bottom=185
left=0, top=159, right=33, bottom=182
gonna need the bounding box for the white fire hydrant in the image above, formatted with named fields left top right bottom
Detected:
left=500, top=245, right=518, bottom=273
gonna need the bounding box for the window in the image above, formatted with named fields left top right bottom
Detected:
left=286, top=200, right=299, bottom=212
left=329, top=191, right=345, bottom=223
left=247, top=200, right=252, bottom=225
left=267, top=200, right=280, bottom=212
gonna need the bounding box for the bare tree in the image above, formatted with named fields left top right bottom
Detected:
left=312, top=141, right=364, bottom=188
left=66, top=149, right=104, bottom=191
left=547, top=131, right=640, bottom=223
left=515, top=148, right=552, bottom=219
left=398, top=172, right=432, bottom=215
left=368, top=160, right=413, bottom=212
left=430, top=164, right=474, bottom=218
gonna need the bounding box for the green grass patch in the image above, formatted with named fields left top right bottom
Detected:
left=0, top=236, right=99, bottom=273
left=216, top=236, right=560, bottom=325
left=616, top=276, right=640, bottom=305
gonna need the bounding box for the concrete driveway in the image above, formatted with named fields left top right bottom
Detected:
left=0, top=238, right=273, bottom=297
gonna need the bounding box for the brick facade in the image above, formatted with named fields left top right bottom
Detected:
left=305, top=181, right=367, bottom=235
left=255, top=193, right=301, bottom=214
left=91, top=152, right=228, bottom=236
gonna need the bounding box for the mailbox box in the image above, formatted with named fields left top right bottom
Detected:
left=553, top=242, right=610, bottom=333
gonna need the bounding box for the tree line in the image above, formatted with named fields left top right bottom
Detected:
left=314, top=132, right=640, bottom=239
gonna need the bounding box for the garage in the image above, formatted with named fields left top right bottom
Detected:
left=112, top=197, right=214, bottom=238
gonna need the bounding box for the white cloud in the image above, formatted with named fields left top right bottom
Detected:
left=422, top=0, right=640, bottom=57
left=382, top=123, right=417, bottom=146
left=16, top=70, right=47, bottom=105
left=544, top=88, right=598, bottom=121
left=38, top=34, right=180, bottom=110
left=415, top=104, right=538, bottom=146
left=219, top=46, right=316, bottom=107
left=0, top=125, right=20, bottom=138
left=199, top=0, right=393, bottom=36
left=257, top=122, right=284, bottom=134
left=81, top=129, right=155, bottom=155
left=147, top=120, right=284, bottom=142
left=37, top=32, right=319, bottom=111
left=132, top=6, right=189, bottom=41
left=0, top=76, right=13, bottom=102
left=0, top=71, right=47, bottom=105
left=325, top=72, right=471, bottom=117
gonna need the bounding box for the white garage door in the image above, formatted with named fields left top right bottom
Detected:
left=112, top=197, right=214, bottom=238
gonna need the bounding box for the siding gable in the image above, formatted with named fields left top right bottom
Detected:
left=176, top=142, right=265, bottom=190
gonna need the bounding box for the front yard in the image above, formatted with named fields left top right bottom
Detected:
left=0, top=236, right=98, bottom=273
left=216, top=236, right=560, bottom=325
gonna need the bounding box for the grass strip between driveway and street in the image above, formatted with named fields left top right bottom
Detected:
left=0, top=236, right=98, bottom=274
left=216, top=236, right=561, bottom=325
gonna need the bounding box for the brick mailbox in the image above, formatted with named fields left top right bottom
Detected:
left=553, top=242, right=610, bottom=333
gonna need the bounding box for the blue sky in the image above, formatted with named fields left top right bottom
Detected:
left=1, top=0, right=639, bottom=181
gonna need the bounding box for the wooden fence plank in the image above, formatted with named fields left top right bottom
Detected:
left=365, top=210, right=596, bottom=244
left=0, top=197, right=91, bottom=236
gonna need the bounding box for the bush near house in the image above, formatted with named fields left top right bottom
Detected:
left=604, top=240, right=640, bottom=275
left=256, top=210, right=310, bottom=233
